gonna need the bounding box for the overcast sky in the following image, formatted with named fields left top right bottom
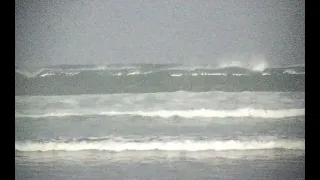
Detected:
left=15, top=0, right=304, bottom=67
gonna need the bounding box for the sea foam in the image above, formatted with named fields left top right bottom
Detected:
left=15, top=108, right=305, bottom=119
left=15, top=138, right=304, bottom=152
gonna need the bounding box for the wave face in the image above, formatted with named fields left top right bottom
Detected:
left=15, top=64, right=305, bottom=95
left=15, top=137, right=304, bottom=152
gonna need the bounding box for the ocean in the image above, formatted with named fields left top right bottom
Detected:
left=15, top=63, right=305, bottom=180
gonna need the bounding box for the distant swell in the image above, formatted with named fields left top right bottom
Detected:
left=15, top=139, right=304, bottom=152
left=16, top=108, right=305, bottom=119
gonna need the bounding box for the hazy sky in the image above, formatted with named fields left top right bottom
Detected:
left=15, top=0, right=304, bottom=67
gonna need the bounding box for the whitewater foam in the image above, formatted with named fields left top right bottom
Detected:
left=100, top=108, right=305, bottom=118
left=40, top=72, right=56, bottom=77
left=64, top=72, right=80, bottom=76
left=170, top=73, right=183, bottom=77
left=15, top=63, right=306, bottom=80
left=217, top=54, right=269, bottom=72
left=15, top=108, right=305, bottom=119
left=113, top=72, right=123, bottom=76
left=232, top=74, right=246, bottom=76
left=16, top=68, right=50, bottom=78
left=15, top=139, right=304, bottom=152
left=127, top=71, right=141, bottom=76
left=283, top=69, right=305, bottom=75
left=200, top=73, right=226, bottom=76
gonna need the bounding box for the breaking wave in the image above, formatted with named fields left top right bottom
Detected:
left=15, top=68, right=50, bottom=78
left=283, top=69, right=305, bottom=75
left=217, top=61, right=268, bottom=72
left=15, top=137, right=304, bottom=152
left=15, top=108, right=305, bottom=119
left=15, top=63, right=305, bottom=78
left=15, top=63, right=305, bottom=95
left=216, top=54, right=269, bottom=72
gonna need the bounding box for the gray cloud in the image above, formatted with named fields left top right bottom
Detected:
left=15, top=0, right=304, bottom=67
